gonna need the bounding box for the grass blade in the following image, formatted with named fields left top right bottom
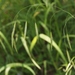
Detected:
left=0, top=63, right=35, bottom=75
left=0, top=31, right=13, bottom=54
left=21, top=37, right=41, bottom=70
left=11, top=22, right=16, bottom=48
left=24, top=21, right=27, bottom=38
left=66, top=34, right=72, bottom=51
left=39, top=33, right=67, bottom=63
left=0, top=39, right=8, bottom=54
left=5, top=67, right=10, bottom=75
left=35, top=23, right=38, bottom=36
left=30, top=36, right=38, bottom=52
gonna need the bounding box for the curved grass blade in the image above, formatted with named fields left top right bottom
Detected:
left=11, top=22, right=18, bottom=53
left=0, top=39, right=8, bottom=54
left=0, top=31, right=13, bottom=54
left=66, top=34, right=72, bottom=51
left=30, top=23, right=39, bottom=52
left=5, top=67, right=10, bottom=75
left=0, top=63, right=35, bottom=75
left=39, top=21, right=48, bottom=31
left=30, top=36, right=38, bottom=52
left=65, top=56, right=75, bottom=75
left=21, top=37, right=41, bottom=70
left=39, top=33, right=67, bottom=63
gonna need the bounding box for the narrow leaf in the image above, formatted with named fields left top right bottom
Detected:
left=30, top=36, right=38, bottom=52
left=21, top=37, right=41, bottom=70
left=39, top=34, right=67, bottom=63
left=0, top=63, right=35, bottom=75
left=0, top=31, right=13, bottom=54
left=5, top=67, right=10, bottom=75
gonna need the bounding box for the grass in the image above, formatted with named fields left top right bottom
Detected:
left=0, top=0, right=75, bottom=75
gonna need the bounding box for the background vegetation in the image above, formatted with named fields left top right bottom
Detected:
left=0, top=0, right=75, bottom=75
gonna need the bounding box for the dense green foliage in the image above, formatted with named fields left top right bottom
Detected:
left=0, top=0, right=75, bottom=75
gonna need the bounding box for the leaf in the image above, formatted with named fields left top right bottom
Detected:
left=0, top=39, right=7, bottom=54
left=66, top=34, right=72, bottom=51
left=0, top=63, right=35, bottom=75
left=24, top=21, right=27, bottom=38
left=21, top=37, right=41, bottom=70
left=39, top=21, right=48, bottom=31
left=5, top=67, right=10, bottom=75
left=39, top=33, right=67, bottom=63
left=30, top=36, right=38, bottom=52
left=35, top=23, right=38, bottom=36
left=21, top=37, right=31, bottom=57
left=11, top=22, right=16, bottom=48
left=0, top=31, right=13, bottom=54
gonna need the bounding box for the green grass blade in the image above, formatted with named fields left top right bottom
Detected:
left=24, top=21, right=27, bottom=38
left=21, top=37, right=31, bottom=57
left=30, top=36, right=38, bottom=52
left=11, top=22, right=16, bottom=48
left=21, top=37, right=41, bottom=70
left=5, top=67, right=10, bottom=75
left=66, top=34, right=72, bottom=51
left=30, top=23, right=39, bottom=52
left=39, top=21, right=48, bottom=31
left=0, top=63, right=35, bottom=75
left=0, top=39, right=8, bottom=54
left=0, top=31, right=13, bottom=54
left=35, top=23, right=38, bottom=36
left=39, top=33, right=67, bottom=63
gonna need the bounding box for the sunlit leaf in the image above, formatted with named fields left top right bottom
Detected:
left=30, top=36, right=38, bottom=52
left=21, top=37, right=41, bottom=70
left=0, top=63, right=35, bottom=75
left=39, top=33, right=67, bottom=63
left=5, top=67, right=10, bottom=75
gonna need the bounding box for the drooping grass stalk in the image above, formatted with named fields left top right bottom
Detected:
left=0, top=63, right=35, bottom=75
left=39, top=33, right=67, bottom=63
left=21, top=37, right=41, bottom=70
left=55, top=6, right=75, bottom=19
left=0, top=38, right=8, bottom=54
left=0, top=31, right=13, bottom=55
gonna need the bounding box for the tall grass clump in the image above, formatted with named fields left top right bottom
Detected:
left=0, top=0, right=75, bottom=75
